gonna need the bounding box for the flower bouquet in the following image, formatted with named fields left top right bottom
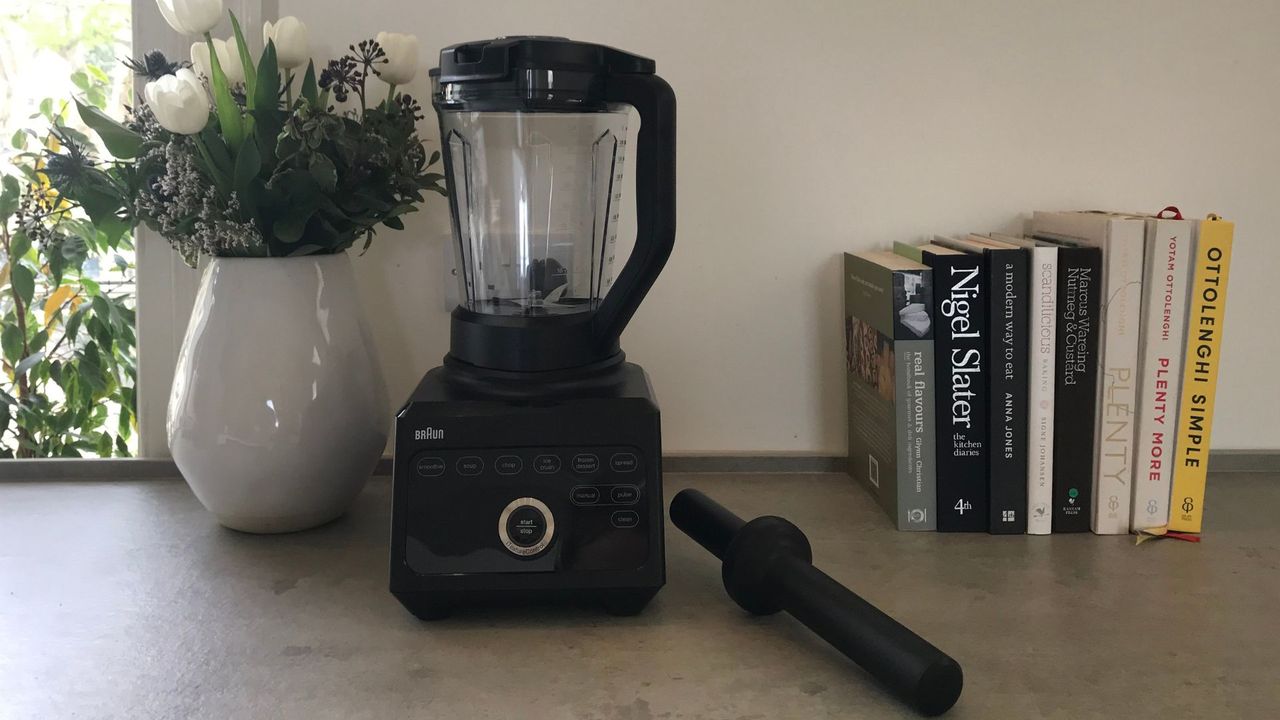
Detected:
left=48, top=0, right=444, bottom=266
left=42, top=0, right=447, bottom=532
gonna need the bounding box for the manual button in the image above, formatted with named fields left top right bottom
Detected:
left=572, top=453, right=600, bottom=474
left=611, top=510, right=640, bottom=529
left=610, top=485, right=639, bottom=505
left=415, top=456, right=446, bottom=478
left=610, top=452, right=639, bottom=473
left=571, top=486, right=601, bottom=505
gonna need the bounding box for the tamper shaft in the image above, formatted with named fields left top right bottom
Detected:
left=670, top=489, right=963, bottom=717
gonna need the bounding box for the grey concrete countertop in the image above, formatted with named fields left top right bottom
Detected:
left=1, top=472, right=1278, bottom=719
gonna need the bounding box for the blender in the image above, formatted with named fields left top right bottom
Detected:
left=389, top=37, right=675, bottom=619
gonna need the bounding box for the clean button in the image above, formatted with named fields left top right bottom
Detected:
left=611, top=510, right=640, bottom=529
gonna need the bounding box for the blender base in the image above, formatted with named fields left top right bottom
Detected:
left=390, top=359, right=666, bottom=619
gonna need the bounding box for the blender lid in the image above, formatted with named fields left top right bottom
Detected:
left=432, top=36, right=655, bottom=111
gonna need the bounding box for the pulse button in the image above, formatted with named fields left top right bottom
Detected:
left=610, top=485, right=639, bottom=504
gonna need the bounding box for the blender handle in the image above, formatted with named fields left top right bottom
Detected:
left=594, top=73, right=677, bottom=347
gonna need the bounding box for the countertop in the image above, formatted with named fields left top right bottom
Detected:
left=1, top=472, right=1278, bottom=719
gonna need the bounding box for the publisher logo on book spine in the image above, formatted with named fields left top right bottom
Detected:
left=908, top=508, right=927, bottom=524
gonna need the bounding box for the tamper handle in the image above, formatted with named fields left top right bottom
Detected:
left=670, top=489, right=963, bottom=717
left=668, top=488, right=743, bottom=559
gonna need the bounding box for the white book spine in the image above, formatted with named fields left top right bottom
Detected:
left=1027, top=246, right=1057, bottom=535
left=1092, top=221, right=1147, bottom=534
left=1130, top=219, right=1195, bottom=530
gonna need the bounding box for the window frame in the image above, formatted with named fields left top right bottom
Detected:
left=132, top=0, right=275, bottom=457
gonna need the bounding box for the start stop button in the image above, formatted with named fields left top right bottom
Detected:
left=498, top=498, right=554, bottom=556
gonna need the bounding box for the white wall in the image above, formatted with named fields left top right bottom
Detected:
left=282, top=0, right=1280, bottom=454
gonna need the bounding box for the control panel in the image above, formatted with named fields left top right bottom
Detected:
left=401, top=446, right=651, bottom=576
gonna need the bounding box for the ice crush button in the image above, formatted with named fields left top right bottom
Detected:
left=572, top=453, right=600, bottom=474
left=571, top=486, right=601, bottom=505
left=495, top=455, right=523, bottom=475
left=611, top=510, right=640, bottom=529
left=456, top=456, right=483, bottom=476
left=610, top=485, right=639, bottom=505
left=610, top=452, right=639, bottom=473
left=534, top=454, right=561, bottom=474
left=415, top=456, right=446, bottom=477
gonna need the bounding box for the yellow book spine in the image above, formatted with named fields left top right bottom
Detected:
left=1168, top=216, right=1234, bottom=533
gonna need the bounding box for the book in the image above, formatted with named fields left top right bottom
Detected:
left=988, top=234, right=1056, bottom=535
left=1168, top=216, right=1234, bottom=533
left=895, top=242, right=988, bottom=532
left=932, top=235, right=1029, bottom=534
left=1032, top=237, right=1102, bottom=533
left=843, top=251, right=937, bottom=531
left=1030, top=212, right=1146, bottom=535
left=1131, top=211, right=1196, bottom=531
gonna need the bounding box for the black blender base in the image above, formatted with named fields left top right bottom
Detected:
left=397, top=587, right=660, bottom=621
left=390, top=359, right=666, bottom=620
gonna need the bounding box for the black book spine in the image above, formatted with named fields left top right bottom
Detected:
left=926, top=253, right=988, bottom=532
left=1051, top=247, right=1102, bottom=533
left=986, top=249, right=1029, bottom=534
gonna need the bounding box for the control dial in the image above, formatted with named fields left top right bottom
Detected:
left=498, top=497, right=555, bottom=556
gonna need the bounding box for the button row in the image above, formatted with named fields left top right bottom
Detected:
left=570, top=485, right=641, bottom=506
left=414, top=452, right=639, bottom=478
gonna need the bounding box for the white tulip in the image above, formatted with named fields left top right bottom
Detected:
left=375, top=32, right=419, bottom=86
left=190, top=38, right=244, bottom=85
left=156, top=0, right=224, bottom=36
left=144, top=68, right=211, bottom=135
left=263, top=17, right=310, bottom=70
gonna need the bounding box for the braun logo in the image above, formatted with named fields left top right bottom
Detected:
left=415, top=427, right=444, bottom=441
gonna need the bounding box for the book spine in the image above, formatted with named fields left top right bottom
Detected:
left=1026, top=247, right=1057, bottom=535
left=986, top=251, right=1028, bottom=533
left=1168, top=219, right=1234, bottom=533
left=930, top=255, right=989, bottom=531
left=1131, top=220, right=1196, bottom=530
left=1052, top=248, right=1102, bottom=533
left=897, top=339, right=937, bottom=531
left=1092, top=223, right=1147, bottom=534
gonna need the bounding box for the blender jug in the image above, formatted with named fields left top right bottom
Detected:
left=433, top=37, right=675, bottom=372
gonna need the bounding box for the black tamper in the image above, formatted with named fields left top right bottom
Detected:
left=670, top=489, right=963, bottom=716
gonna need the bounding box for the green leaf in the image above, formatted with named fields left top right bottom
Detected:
left=1, top=326, right=22, bottom=364
left=15, top=351, right=46, bottom=376
left=383, top=216, right=404, bottom=231
left=81, top=277, right=100, bottom=297
left=75, top=99, right=143, bottom=159
left=273, top=215, right=309, bottom=244
left=253, top=41, right=280, bottom=115
left=301, top=61, right=318, bottom=106
left=96, top=431, right=112, bottom=458
left=11, top=264, right=35, bottom=307
left=308, top=154, right=337, bottom=193
left=71, top=70, right=90, bottom=91
left=10, top=129, right=27, bottom=150
left=234, top=138, right=262, bottom=199
left=228, top=11, right=259, bottom=108
left=0, top=175, right=19, bottom=220
left=204, top=36, right=245, bottom=151
left=287, top=244, right=325, bottom=257
left=10, top=230, right=31, bottom=261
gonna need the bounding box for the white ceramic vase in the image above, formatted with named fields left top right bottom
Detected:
left=168, top=253, right=389, bottom=533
